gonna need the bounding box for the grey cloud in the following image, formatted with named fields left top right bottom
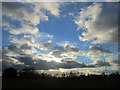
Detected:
left=89, top=46, right=112, bottom=53
left=2, top=43, right=114, bottom=71
left=7, top=44, right=19, bottom=51
left=3, top=53, right=112, bottom=70
left=54, top=46, right=65, bottom=51
left=70, top=47, right=79, bottom=52
left=51, top=45, right=80, bottom=58
left=89, top=46, right=112, bottom=55
left=112, top=60, right=120, bottom=64
left=94, top=60, right=110, bottom=67
left=2, top=45, right=87, bottom=70
left=18, top=57, right=34, bottom=65
left=106, top=57, right=120, bottom=65
left=20, top=44, right=32, bottom=50
left=52, top=46, right=65, bottom=57
left=2, top=43, right=36, bottom=58
left=39, top=41, right=52, bottom=51
left=2, top=45, right=21, bottom=55
left=88, top=60, right=111, bottom=68
left=52, top=50, right=64, bottom=58
left=13, top=56, right=88, bottom=70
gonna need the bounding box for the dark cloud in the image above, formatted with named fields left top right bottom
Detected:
left=7, top=44, right=19, bottom=51
left=2, top=44, right=33, bottom=55
left=2, top=44, right=113, bottom=70
left=20, top=44, right=32, bottom=50
left=3, top=54, right=112, bottom=70
left=18, top=57, right=34, bottom=65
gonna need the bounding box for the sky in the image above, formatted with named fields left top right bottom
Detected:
left=1, top=2, right=119, bottom=75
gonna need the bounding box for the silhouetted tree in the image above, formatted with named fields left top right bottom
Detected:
left=68, top=72, right=77, bottom=78
left=19, top=67, right=37, bottom=79
left=62, top=73, right=66, bottom=78
left=2, top=67, right=17, bottom=79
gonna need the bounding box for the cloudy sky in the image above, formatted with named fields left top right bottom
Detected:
left=1, top=2, right=119, bottom=75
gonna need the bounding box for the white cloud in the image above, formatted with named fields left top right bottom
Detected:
left=34, top=2, right=60, bottom=17
left=2, top=2, right=61, bottom=37
left=10, top=35, right=36, bottom=46
left=40, top=33, right=53, bottom=39
left=9, top=25, right=39, bottom=35
left=2, top=2, right=60, bottom=25
left=75, top=3, right=118, bottom=44
left=2, top=2, right=39, bottom=25
left=2, top=2, right=58, bottom=57
left=57, top=41, right=77, bottom=48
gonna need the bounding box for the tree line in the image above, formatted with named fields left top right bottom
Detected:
left=2, top=67, right=120, bottom=80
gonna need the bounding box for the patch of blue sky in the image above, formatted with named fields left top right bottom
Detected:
left=37, top=2, right=97, bottom=51
left=76, top=56, right=93, bottom=64
left=2, top=30, right=11, bottom=46
left=38, top=15, right=79, bottom=43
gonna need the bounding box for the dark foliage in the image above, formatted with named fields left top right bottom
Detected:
left=2, top=67, right=120, bottom=79
left=2, top=67, right=120, bottom=88
left=2, top=67, right=17, bottom=79
left=18, top=67, right=38, bottom=79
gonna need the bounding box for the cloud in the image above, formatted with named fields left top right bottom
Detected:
left=33, top=2, right=60, bottom=17
left=40, top=33, right=53, bottom=39
left=2, top=2, right=60, bottom=26
left=2, top=49, right=84, bottom=70
left=9, top=25, right=39, bottom=35
left=2, top=46, right=25, bottom=69
left=2, top=2, right=60, bottom=43
left=88, top=45, right=113, bottom=56
left=51, top=42, right=113, bottom=63
left=2, top=2, right=57, bottom=62
left=2, top=44, right=116, bottom=71
left=2, top=44, right=37, bottom=58
left=81, top=45, right=113, bottom=63
left=2, top=2, right=60, bottom=24
left=39, top=40, right=52, bottom=51
left=57, top=41, right=77, bottom=48
left=88, top=60, right=110, bottom=67
left=10, top=35, right=53, bottom=52
left=2, top=2, right=60, bottom=67
left=106, top=56, right=119, bottom=65
left=10, top=35, right=36, bottom=46
left=20, top=44, right=32, bottom=50
left=75, top=3, right=118, bottom=44
left=51, top=41, right=84, bottom=59
left=2, top=2, right=40, bottom=25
